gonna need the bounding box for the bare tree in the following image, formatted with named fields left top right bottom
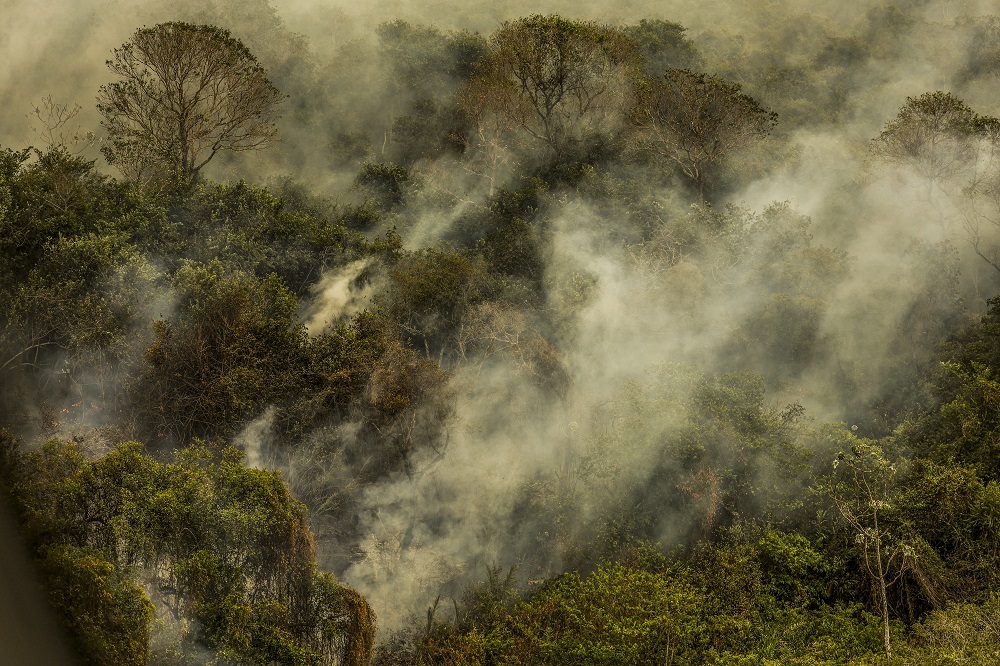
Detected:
left=27, top=95, right=97, bottom=154
left=97, top=22, right=284, bottom=187
left=629, top=68, right=777, bottom=202
left=455, top=76, right=528, bottom=196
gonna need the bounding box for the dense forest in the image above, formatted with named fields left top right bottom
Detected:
left=5, top=0, right=1000, bottom=663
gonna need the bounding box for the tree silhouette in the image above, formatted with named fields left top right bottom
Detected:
left=97, top=22, right=284, bottom=187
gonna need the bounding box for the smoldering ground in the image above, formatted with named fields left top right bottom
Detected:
left=6, top=0, right=1000, bottom=638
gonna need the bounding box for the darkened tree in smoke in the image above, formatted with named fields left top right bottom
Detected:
left=621, top=19, right=701, bottom=77
left=957, top=114, right=1000, bottom=273
left=484, top=15, right=640, bottom=160
left=97, top=22, right=285, bottom=187
left=870, top=91, right=979, bottom=200
left=455, top=75, right=528, bottom=196
left=629, top=68, right=777, bottom=202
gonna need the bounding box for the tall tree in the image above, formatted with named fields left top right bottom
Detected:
left=958, top=115, right=1000, bottom=272
left=629, top=68, right=777, bottom=202
left=870, top=91, right=979, bottom=200
left=485, top=15, right=639, bottom=159
left=621, top=19, right=701, bottom=77
left=828, top=436, right=912, bottom=660
left=97, top=22, right=285, bottom=187
left=873, top=93, right=1000, bottom=265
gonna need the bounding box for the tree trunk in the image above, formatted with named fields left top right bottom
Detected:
left=875, top=535, right=892, bottom=659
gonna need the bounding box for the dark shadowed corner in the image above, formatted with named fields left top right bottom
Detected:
left=0, top=501, right=75, bottom=665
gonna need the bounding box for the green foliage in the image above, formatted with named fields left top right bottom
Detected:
left=510, top=563, right=708, bottom=664
left=452, top=564, right=522, bottom=637
left=136, top=262, right=306, bottom=442
left=487, top=177, right=548, bottom=224
left=392, top=554, right=893, bottom=665
left=8, top=438, right=375, bottom=665
left=904, top=359, right=1000, bottom=481
left=383, top=246, right=497, bottom=357
left=0, top=150, right=167, bottom=426
left=0, top=146, right=164, bottom=287
left=477, top=218, right=545, bottom=288
left=908, top=595, right=1000, bottom=663
left=39, top=544, right=153, bottom=665
left=14, top=233, right=156, bottom=355
left=162, top=179, right=364, bottom=292
left=354, top=162, right=410, bottom=209
left=283, top=310, right=396, bottom=434
left=758, top=530, right=832, bottom=607
left=622, top=19, right=701, bottom=76
left=745, top=602, right=889, bottom=665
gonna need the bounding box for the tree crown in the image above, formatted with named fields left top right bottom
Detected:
left=97, top=21, right=284, bottom=188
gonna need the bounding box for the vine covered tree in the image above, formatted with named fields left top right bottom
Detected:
left=97, top=22, right=284, bottom=186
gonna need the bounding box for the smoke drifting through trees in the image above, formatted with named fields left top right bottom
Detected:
left=6, top=0, right=1000, bottom=661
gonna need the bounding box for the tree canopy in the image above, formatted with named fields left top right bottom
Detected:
left=97, top=22, right=284, bottom=187
left=483, top=15, right=640, bottom=159
left=870, top=91, right=980, bottom=189
left=630, top=68, right=778, bottom=201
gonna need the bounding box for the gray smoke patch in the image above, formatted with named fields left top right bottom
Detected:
left=395, top=162, right=497, bottom=249
left=338, top=170, right=972, bottom=630
left=232, top=406, right=278, bottom=469
left=144, top=577, right=220, bottom=665
left=301, top=259, right=375, bottom=335
left=343, top=361, right=570, bottom=631
left=1, top=250, right=169, bottom=446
